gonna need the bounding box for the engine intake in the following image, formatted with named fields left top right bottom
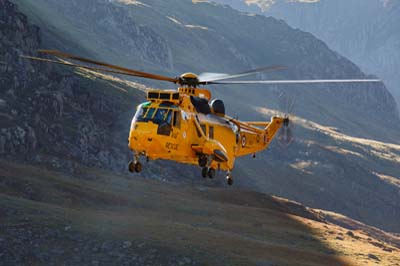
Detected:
left=210, top=99, right=225, bottom=116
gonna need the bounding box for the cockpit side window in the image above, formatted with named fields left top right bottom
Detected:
left=165, top=110, right=172, bottom=124
left=136, top=106, right=144, bottom=117
left=153, top=108, right=172, bottom=124
left=134, top=105, right=148, bottom=122
left=200, top=124, right=207, bottom=136
left=156, top=109, right=173, bottom=136
left=173, top=111, right=181, bottom=128
left=209, top=126, right=214, bottom=139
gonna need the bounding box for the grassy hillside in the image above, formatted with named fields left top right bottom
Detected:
left=1, top=160, right=399, bottom=266
left=235, top=107, right=400, bottom=232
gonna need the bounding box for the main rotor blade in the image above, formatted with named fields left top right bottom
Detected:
left=198, top=65, right=287, bottom=83
left=21, top=55, right=160, bottom=78
left=38, top=50, right=178, bottom=83
left=208, top=79, right=381, bottom=85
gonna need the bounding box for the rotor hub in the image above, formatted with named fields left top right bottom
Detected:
left=178, top=72, right=200, bottom=87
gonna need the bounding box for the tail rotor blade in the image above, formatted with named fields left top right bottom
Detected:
left=278, top=123, right=294, bottom=148
left=277, top=92, right=295, bottom=148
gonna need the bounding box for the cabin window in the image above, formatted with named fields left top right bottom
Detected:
left=173, top=111, right=181, bottom=128
left=195, top=119, right=203, bottom=137
left=200, top=124, right=206, bottom=137
left=209, top=126, right=214, bottom=139
left=196, top=126, right=202, bottom=138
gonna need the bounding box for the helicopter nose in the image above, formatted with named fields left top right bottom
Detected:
left=129, top=126, right=151, bottom=148
left=128, top=123, right=166, bottom=155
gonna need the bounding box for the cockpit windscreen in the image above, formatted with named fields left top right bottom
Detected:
left=134, top=104, right=174, bottom=125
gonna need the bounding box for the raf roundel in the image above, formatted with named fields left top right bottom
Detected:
left=241, top=135, right=246, bottom=148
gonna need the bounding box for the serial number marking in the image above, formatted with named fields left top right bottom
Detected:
left=166, top=142, right=179, bottom=151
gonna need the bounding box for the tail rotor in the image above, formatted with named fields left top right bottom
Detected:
left=277, top=92, right=295, bottom=148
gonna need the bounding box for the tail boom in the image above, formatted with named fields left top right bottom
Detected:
left=234, top=116, right=286, bottom=157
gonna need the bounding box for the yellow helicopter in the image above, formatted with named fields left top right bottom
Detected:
left=23, top=50, right=380, bottom=185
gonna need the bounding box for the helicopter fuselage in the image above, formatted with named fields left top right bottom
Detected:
left=23, top=49, right=378, bottom=185
left=128, top=87, right=286, bottom=175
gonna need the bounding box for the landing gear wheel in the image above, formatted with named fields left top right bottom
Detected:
left=226, top=172, right=233, bottom=186
left=201, top=167, right=208, bottom=178
left=128, top=161, right=135, bottom=173
left=208, top=168, right=216, bottom=179
left=198, top=155, right=207, bottom=167
left=134, top=162, right=143, bottom=173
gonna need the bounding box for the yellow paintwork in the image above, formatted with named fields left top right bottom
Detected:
left=128, top=87, right=285, bottom=172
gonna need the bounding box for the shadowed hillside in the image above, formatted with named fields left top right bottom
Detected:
left=1, top=160, right=399, bottom=265
left=213, top=0, right=400, bottom=107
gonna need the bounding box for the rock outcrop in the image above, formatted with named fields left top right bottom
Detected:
left=0, top=0, right=139, bottom=172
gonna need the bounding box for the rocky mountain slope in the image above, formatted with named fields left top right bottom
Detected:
left=0, top=0, right=134, bottom=172
left=213, top=0, right=400, bottom=107
left=1, top=160, right=399, bottom=266
left=14, top=0, right=400, bottom=142
left=1, top=0, right=400, bottom=235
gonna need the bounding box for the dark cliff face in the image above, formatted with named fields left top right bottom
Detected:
left=0, top=0, right=42, bottom=156
left=0, top=0, right=142, bottom=172
left=38, top=0, right=173, bottom=69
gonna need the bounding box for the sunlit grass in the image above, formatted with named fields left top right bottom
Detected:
left=256, top=106, right=400, bottom=165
